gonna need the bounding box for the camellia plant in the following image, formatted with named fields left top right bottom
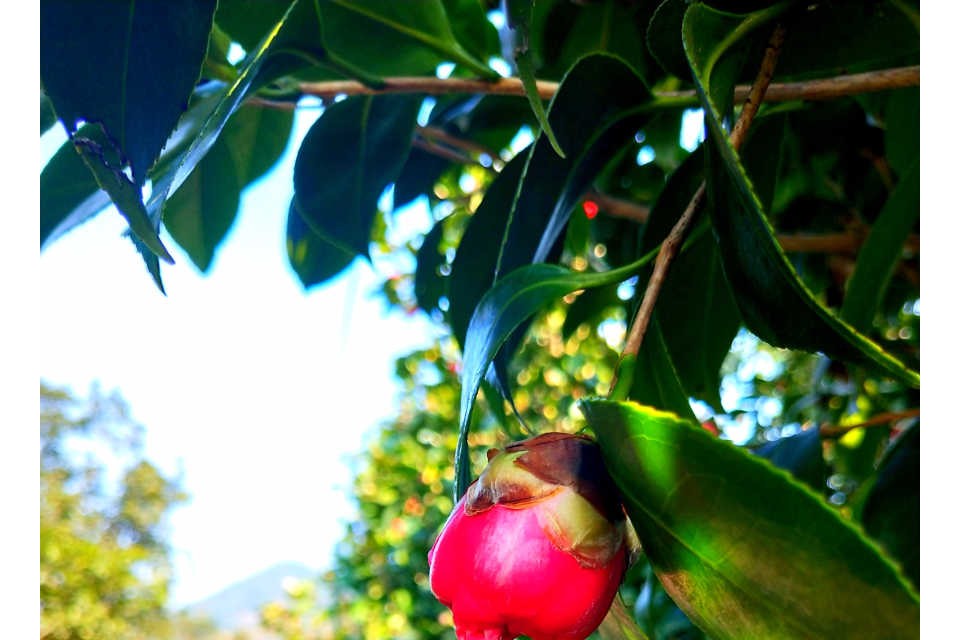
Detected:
left=41, top=1, right=919, bottom=638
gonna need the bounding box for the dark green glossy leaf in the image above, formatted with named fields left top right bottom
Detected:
left=41, top=92, right=57, bottom=135
left=773, top=0, right=919, bottom=80
left=162, top=103, right=293, bottom=273
left=447, top=53, right=653, bottom=344
left=506, top=0, right=566, bottom=157
left=223, top=105, right=295, bottom=189
left=41, top=126, right=110, bottom=248
left=754, top=427, right=826, bottom=493
left=841, top=158, right=919, bottom=333
left=861, top=423, right=919, bottom=590
left=455, top=256, right=657, bottom=497
left=286, top=199, right=357, bottom=288
left=638, top=148, right=740, bottom=410
left=582, top=399, right=920, bottom=640
left=140, top=1, right=304, bottom=289
left=317, top=0, right=494, bottom=78
left=393, top=146, right=450, bottom=208
left=628, top=319, right=698, bottom=423
left=443, top=0, right=501, bottom=63
left=448, top=150, right=529, bottom=347
left=163, top=140, right=240, bottom=273
left=73, top=127, right=173, bottom=265
left=293, top=95, right=420, bottom=272
left=683, top=2, right=919, bottom=388
left=41, top=0, right=217, bottom=185
left=413, top=220, right=447, bottom=314
left=884, top=88, right=920, bottom=177
left=646, top=0, right=692, bottom=80
left=214, top=0, right=291, bottom=51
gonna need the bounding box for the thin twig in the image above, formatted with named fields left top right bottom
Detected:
left=291, top=65, right=918, bottom=104
left=410, top=138, right=482, bottom=169
left=819, top=408, right=920, bottom=438
left=419, top=125, right=502, bottom=163
left=612, top=24, right=787, bottom=391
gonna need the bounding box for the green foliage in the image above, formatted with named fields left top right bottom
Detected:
left=40, top=383, right=189, bottom=640
left=41, top=1, right=920, bottom=638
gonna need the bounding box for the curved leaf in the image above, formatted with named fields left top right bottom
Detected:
left=292, top=94, right=421, bottom=276
left=449, top=54, right=653, bottom=349
left=454, top=254, right=659, bottom=497
left=286, top=199, right=357, bottom=288
left=73, top=127, right=173, bottom=264
left=317, top=0, right=494, bottom=78
left=163, top=140, right=240, bottom=273
left=41, top=0, right=217, bottom=185
left=41, top=126, right=111, bottom=248
left=139, top=1, right=304, bottom=289
left=638, top=147, right=741, bottom=410
left=840, top=158, right=919, bottom=333
left=861, top=422, right=919, bottom=590
left=682, top=2, right=919, bottom=387
left=582, top=399, right=920, bottom=640
left=753, top=427, right=825, bottom=493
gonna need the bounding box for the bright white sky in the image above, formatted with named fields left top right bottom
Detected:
left=39, top=110, right=439, bottom=606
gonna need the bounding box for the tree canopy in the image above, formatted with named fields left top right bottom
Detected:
left=40, top=1, right=920, bottom=638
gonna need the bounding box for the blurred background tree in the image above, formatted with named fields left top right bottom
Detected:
left=40, top=382, right=194, bottom=640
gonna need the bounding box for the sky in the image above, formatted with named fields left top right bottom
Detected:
left=39, top=109, right=440, bottom=607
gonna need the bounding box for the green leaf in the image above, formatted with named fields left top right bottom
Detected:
left=449, top=54, right=654, bottom=351
left=40, top=0, right=217, bottom=185
left=628, top=319, right=698, bottom=423
left=454, top=255, right=659, bottom=497
left=163, top=139, right=240, bottom=273
left=772, top=1, right=919, bottom=80
left=214, top=0, right=292, bottom=51
left=646, top=0, right=693, bottom=80
left=683, top=2, right=919, bottom=388
left=861, top=422, right=919, bottom=590
left=286, top=199, right=357, bottom=288
left=447, top=150, right=529, bottom=347
left=222, top=105, right=295, bottom=189
left=317, top=0, right=494, bottom=78
left=884, top=88, right=919, bottom=176
left=73, top=127, right=173, bottom=265
left=582, top=399, right=920, bottom=640
left=393, top=146, right=450, bottom=208
left=162, top=100, right=292, bottom=272
left=41, top=127, right=110, bottom=248
left=442, top=0, right=501, bottom=63
left=413, top=220, right=447, bottom=315
left=638, top=147, right=740, bottom=410
left=140, top=1, right=304, bottom=288
left=753, top=427, right=825, bottom=493
left=506, top=0, right=566, bottom=157
left=840, top=158, right=919, bottom=333
left=292, top=95, right=420, bottom=274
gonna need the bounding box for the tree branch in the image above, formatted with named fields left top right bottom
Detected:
left=292, top=65, right=918, bottom=105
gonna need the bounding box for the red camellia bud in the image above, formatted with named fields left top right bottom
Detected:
left=428, top=432, right=627, bottom=640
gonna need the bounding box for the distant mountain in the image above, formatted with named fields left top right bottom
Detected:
left=185, top=562, right=317, bottom=633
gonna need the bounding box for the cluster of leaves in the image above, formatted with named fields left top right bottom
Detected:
left=41, top=0, right=919, bottom=639
left=40, top=383, right=191, bottom=640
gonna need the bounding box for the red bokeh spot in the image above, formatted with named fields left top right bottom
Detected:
left=583, top=200, right=599, bottom=219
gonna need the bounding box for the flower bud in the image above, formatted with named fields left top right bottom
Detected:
left=428, top=432, right=627, bottom=640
